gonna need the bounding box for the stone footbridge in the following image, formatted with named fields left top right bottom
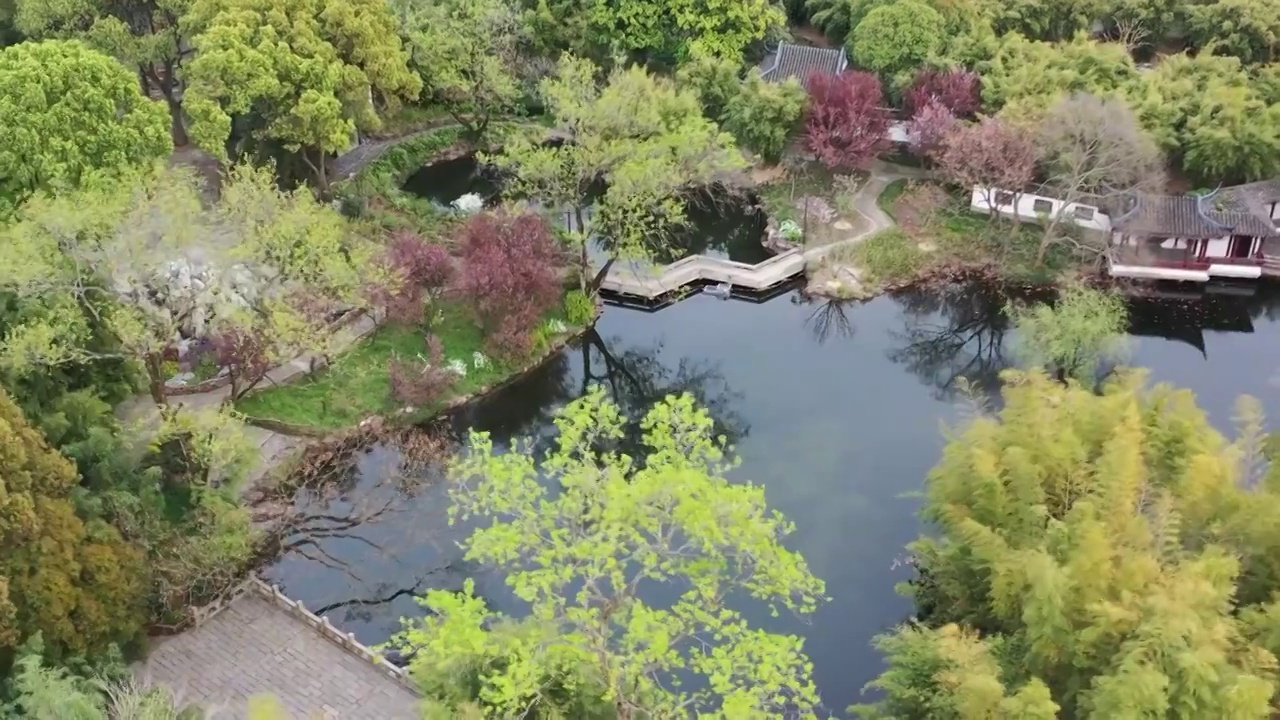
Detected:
left=139, top=579, right=420, bottom=719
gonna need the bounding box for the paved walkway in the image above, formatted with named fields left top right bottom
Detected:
left=141, top=589, right=420, bottom=719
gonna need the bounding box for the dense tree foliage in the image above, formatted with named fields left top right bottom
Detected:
left=182, top=0, right=421, bottom=191
left=14, top=0, right=191, bottom=144
left=394, top=388, right=825, bottom=718
left=1187, top=0, right=1280, bottom=66
left=0, top=40, right=170, bottom=213
left=676, top=49, right=743, bottom=122
left=980, top=33, right=1139, bottom=117
left=394, top=0, right=524, bottom=137
left=862, top=370, right=1280, bottom=718
left=589, top=0, right=785, bottom=63
left=722, top=70, right=808, bottom=162
left=905, top=68, right=983, bottom=118
left=492, top=55, right=744, bottom=294
left=458, top=211, right=562, bottom=357
left=851, top=1, right=946, bottom=86
left=1009, top=285, right=1130, bottom=381
left=0, top=387, right=147, bottom=659
left=804, top=71, right=891, bottom=170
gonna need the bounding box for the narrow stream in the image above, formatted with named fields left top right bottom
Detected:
left=263, top=281, right=1280, bottom=715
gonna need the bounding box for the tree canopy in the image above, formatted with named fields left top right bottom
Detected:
left=851, top=1, right=946, bottom=86
left=14, top=0, right=192, bottom=144
left=861, top=370, right=1280, bottom=718
left=182, top=0, right=421, bottom=190
left=394, top=0, right=524, bottom=137
left=0, top=386, right=147, bottom=659
left=394, top=387, right=826, bottom=718
left=490, top=55, right=744, bottom=294
left=0, top=39, right=171, bottom=213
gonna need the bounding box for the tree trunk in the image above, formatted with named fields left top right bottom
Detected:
left=167, top=95, right=189, bottom=147
left=589, top=257, right=616, bottom=294
left=302, top=148, right=330, bottom=196
left=576, top=206, right=590, bottom=293
left=145, top=353, right=169, bottom=406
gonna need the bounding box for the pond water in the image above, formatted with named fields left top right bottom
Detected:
left=263, top=281, right=1280, bottom=716
left=400, top=153, right=771, bottom=265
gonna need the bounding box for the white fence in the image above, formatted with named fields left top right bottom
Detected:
left=970, top=187, right=1112, bottom=233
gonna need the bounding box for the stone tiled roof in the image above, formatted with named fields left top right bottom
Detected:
left=760, top=43, right=847, bottom=88
left=1216, top=179, right=1280, bottom=222
left=1107, top=192, right=1280, bottom=239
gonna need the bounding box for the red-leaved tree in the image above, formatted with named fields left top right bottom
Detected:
left=904, top=68, right=982, bottom=119
left=906, top=100, right=959, bottom=164
left=381, top=231, right=455, bottom=326
left=804, top=71, right=891, bottom=171
left=458, top=211, right=561, bottom=357
left=937, top=117, right=1040, bottom=232
left=212, top=328, right=272, bottom=402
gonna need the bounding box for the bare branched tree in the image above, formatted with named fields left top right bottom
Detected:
left=1036, top=92, right=1167, bottom=265
left=1114, top=17, right=1151, bottom=54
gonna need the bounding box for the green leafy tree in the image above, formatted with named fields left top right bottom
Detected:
left=986, top=0, right=1107, bottom=41
left=1187, top=0, right=1280, bottom=66
left=851, top=1, right=946, bottom=86
left=722, top=70, right=807, bottom=162
left=1009, top=285, right=1129, bottom=382
left=0, top=164, right=385, bottom=407
left=1182, top=84, right=1280, bottom=185
left=0, top=387, right=148, bottom=660
left=863, top=370, right=1280, bottom=718
left=979, top=33, right=1139, bottom=117
left=0, top=39, right=170, bottom=212
left=806, top=0, right=887, bottom=44
left=588, top=0, right=785, bottom=63
left=182, top=0, right=422, bottom=192
left=490, top=56, right=745, bottom=294
left=392, top=387, right=826, bottom=718
left=394, top=0, right=524, bottom=138
left=1130, top=53, right=1280, bottom=184
left=14, top=0, right=192, bottom=144
left=675, top=48, right=743, bottom=122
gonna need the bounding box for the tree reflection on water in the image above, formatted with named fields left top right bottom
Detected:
left=885, top=283, right=1019, bottom=402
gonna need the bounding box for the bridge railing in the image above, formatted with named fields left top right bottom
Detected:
left=247, top=578, right=420, bottom=695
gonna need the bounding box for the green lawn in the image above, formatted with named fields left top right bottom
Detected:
left=236, top=305, right=573, bottom=432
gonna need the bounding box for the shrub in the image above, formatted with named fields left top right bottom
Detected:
left=675, top=49, right=743, bottom=122
left=722, top=71, right=808, bottom=162
left=388, top=336, right=456, bottom=407
left=458, top=211, right=561, bottom=357
left=563, top=290, right=595, bottom=327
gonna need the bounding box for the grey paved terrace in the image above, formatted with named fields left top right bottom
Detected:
left=141, top=593, right=421, bottom=719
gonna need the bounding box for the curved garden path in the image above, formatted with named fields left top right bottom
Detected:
left=802, top=161, right=927, bottom=262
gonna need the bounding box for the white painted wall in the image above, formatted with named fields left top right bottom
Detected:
left=970, top=187, right=1111, bottom=232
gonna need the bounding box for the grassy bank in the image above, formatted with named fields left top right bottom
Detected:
left=236, top=304, right=577, bottom=432
left=841, top=179, right=1077, bottom=287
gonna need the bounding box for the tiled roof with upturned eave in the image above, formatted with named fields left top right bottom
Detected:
left=1106, top=192, right=1280, bottom=239
left=760, top=43, right=847, bottom=88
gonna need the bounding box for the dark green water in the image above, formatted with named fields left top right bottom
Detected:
left=264, top=282, right=1280, bottom=715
